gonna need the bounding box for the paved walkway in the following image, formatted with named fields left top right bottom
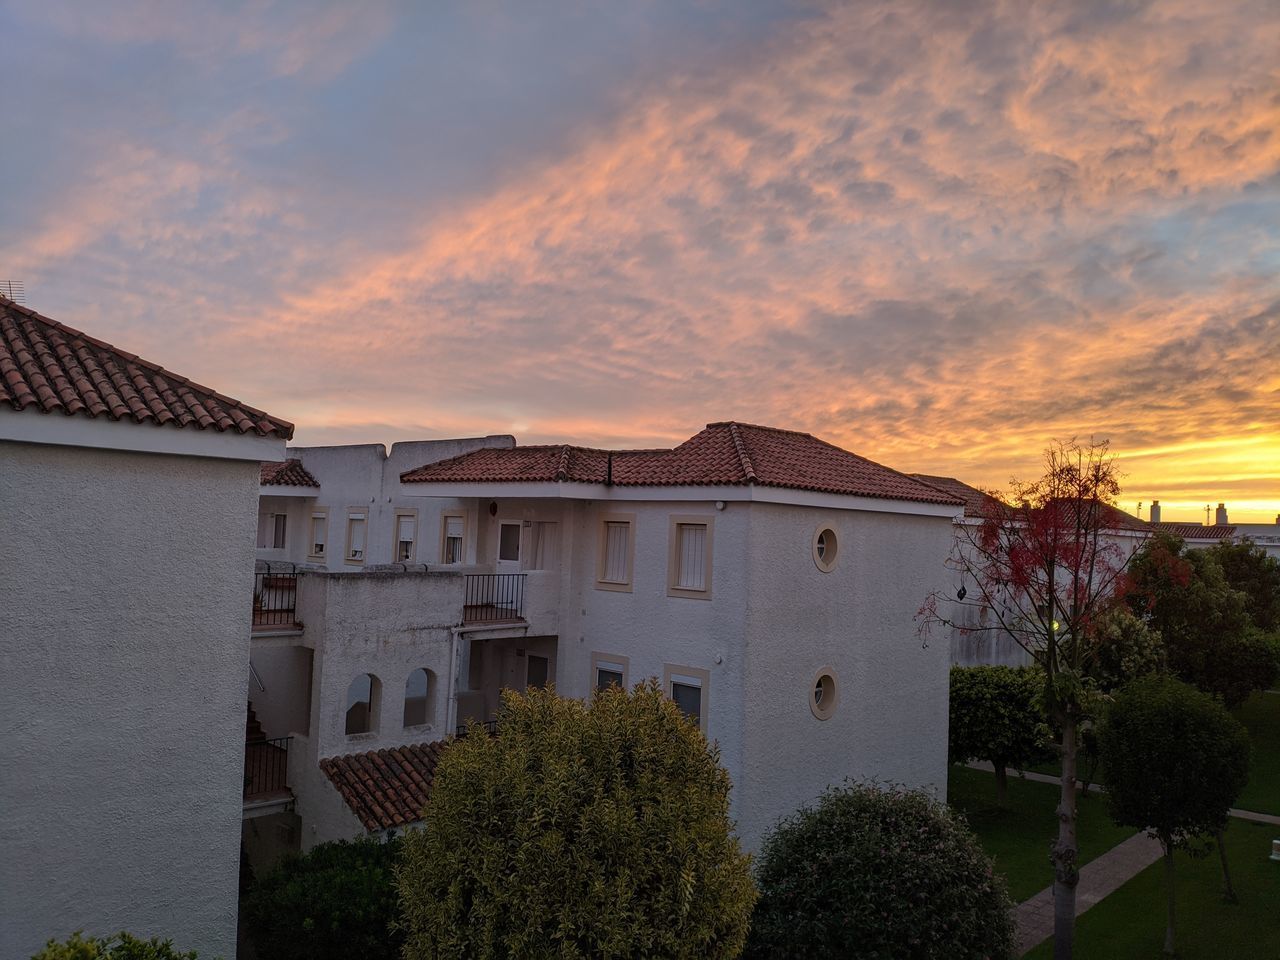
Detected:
left=1013, top=831, right=1164, bottom=955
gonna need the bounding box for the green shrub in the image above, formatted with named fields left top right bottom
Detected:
left=31, top=931, right=201, bottom=960
left=243, top=835, right=402, bottom=960
left=948, top=665, right=1053, bottom=804
left=397, top=682, right=755, bottom=959
left=746, top=783, right=1015, bottom=960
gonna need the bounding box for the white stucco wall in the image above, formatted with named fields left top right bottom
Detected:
left=287, top=733, right=368, bottom=851
left=737, top=504, right=954, bottom=849
left=249, top=645, right=314, bottom=740
left=0, top=439, right=260, bottom=960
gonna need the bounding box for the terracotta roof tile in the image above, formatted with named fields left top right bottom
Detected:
left=1151, top=522, right=1237, bottom=541
left=910, top=474, right=1007, bottom=519
left=0, top=297, right=293, bottom=440
left=402, top=422, right=962, bottom=507
left=319, top=740, right=449, bottom=831
left=260, top=458, right=320, bottom=487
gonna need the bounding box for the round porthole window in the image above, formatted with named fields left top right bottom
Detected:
left=812, top=526, right=839, bottom=572
left=810, top=667, right=838, bottom=720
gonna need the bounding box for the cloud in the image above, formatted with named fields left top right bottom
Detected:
left=4, top=0, right=1279, bottom=520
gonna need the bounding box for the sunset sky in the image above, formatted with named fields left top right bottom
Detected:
left=3, top=1, right=1277, bottom=522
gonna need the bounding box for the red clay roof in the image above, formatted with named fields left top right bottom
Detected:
left=402, top=422, right=962, bottom=507
left=0, top=297, right=293, bottom=440
left=910, top=474, right=1006, bottom=518
left=1151, top=522, right=1237, bottom=541
left=260, top=458, right=320, bottom=487
left=319, top=741, right=449, bottom=831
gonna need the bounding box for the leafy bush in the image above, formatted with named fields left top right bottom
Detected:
left=746, top=783, right=1015, bottom=960
left=397, top=682, right=755, bottom=959
left=1087, top=605, right=1164, bottom=692
left=948, top=665, right=1053, bottom=803
left=243, top=835, right=402, bottom=960
left=31, top=931, right=201, bottom=960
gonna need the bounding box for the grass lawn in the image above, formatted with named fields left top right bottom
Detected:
left=947, top=765, right=1133, bottom=901
left=1234, top=691, right=1280, bottom=816
left=1024, top=818, right=1280, bottom=959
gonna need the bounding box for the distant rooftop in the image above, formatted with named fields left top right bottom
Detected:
left=320, top=741, right=448, bottom=831
left=0, top=297, right=293, bottom=440
left=1150, top=522, right=1237, bottom=541
left=260, top=458, right=320, bottom=487
left=402, top=421, right=963, bottom=507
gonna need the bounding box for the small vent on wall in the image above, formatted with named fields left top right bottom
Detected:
left=0, top=280, right=25, bottom=303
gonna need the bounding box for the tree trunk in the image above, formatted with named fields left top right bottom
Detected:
left=1052, top=721, right=1080, bottom=960
left=1163, top=842, right=1176, bottom=956
left=995, top=762, right=1009, bottom=806
left=1216, top=828, right=1237, bottom=904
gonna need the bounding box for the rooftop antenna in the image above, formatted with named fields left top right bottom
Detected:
left=1137, top=501, right=1143, bottom=519
left=0, top=280, right=25, bottom=303
left=1205, top=504, right=1211, bottom=525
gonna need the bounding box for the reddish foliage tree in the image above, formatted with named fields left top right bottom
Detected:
left=919, top=438, right=1144, bottom=960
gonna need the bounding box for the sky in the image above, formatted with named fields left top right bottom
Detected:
left=2, top=0, right=1278, bottom=523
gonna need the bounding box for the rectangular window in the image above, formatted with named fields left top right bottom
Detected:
left=499, top=522, right=522, bottom=562
left=667, top=516, right=714, bottom=599
left=595, top=514, right=635, bottom=591
left=308, top=511, right=327, bottom=559
left=527, top=521, right=559, bottom=570
left=591, top=652, right=630, bottom=694
left=256, top=511, right=287, bottom=550
left=664, top=665, right=710, bottom=731
left=345, top=511, right=367, bottom=563
left=526, top=654, right=550, bottom=690
left=394, top=511, right=418, bottom=562
left=441, top=513, right=465, bottom=564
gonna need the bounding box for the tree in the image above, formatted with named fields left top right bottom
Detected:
left=919, top=438, right=1140, bottom=960
left=1209, top=538, right=1280, bottom=632
left=1124, top=534, right=1279, bottom=707
left=745, top=782, right=1015, bottom=959
left=243, top=835, right=403, bottom=960
left=30, top=932, right=201, bottom=960
left=1096, top=677, right=1250, bottom=956
left=396, top=682, right=756, bottom=959
left=948, top=665, right=1053, bottom=805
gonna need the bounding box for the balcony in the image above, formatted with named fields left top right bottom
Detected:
left=253, top=564, right=300, bottom=633
left=463, top=573, right=526, bottom=624
left=244, top=735, right=292, bottom=816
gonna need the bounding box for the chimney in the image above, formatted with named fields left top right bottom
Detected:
left=1149, top=500, right=1161, bottom=524
left=1216, top=503, right=1229, bottom=526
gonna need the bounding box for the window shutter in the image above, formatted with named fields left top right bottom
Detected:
left=677, top=524, right=706, bottom=590
left=603, top=522, right=629, bottom=582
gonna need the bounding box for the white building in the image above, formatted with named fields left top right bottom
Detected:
left=249, top=422, right=963, bottom=852
left=0, top=298, right=290, bottom=959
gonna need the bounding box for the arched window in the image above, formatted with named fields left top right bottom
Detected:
left=345, top=673, right=380, bottom=735
left=403, top=668, right=435, bottom=728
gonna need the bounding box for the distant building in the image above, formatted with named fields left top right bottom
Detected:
left=1147, top=499, right=1280, bottom=559
left=0, top=298, right=290, bottom=959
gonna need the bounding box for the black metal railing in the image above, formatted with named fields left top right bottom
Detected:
left=456, top=719, right=500, bottom=738
left=463, top=573, right=526, bottom=623
left=253, top=565, right=299, bottom=628
left=243, top=736, right=291, bottom=800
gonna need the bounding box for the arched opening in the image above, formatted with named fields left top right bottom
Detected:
left=345, top=673, right=380, bottom=735
left=403, top=668, right=436, bottom=728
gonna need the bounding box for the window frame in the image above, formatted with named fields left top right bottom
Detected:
left=344, top=508, right=369, bottom=565
left=393, top=508, right=419, bottom=563
left=307, top=509, right=329, bottom=560
left=812, top=524, right=839, bottom=573
left=440, top=510, right=467, bottom=565
left=595, top=513, right=636, bottom=593
left=663, top=663, right=710, bottom=732
left=666, top=515, right=714, bottom=599
left=810, top=666, right=839, bottom=721
left=590, top=651, right=631, bottom=692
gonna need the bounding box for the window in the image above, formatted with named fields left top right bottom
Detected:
left=256, top=511, right=287, bottom=550
left=441, top=512, right=465, bottom=564
left=595, top=514, right=635, bottom=592
left=394, top=510, right=418, bottom=562
left=667, top=516, right=714, bottom=599
left=308, top=511, right=328, bottom=559
left=526, top=654, right=550, bottom=689
left=499, top=522, right=521, bottom=562
left=813, top=526, right=839, bottom=572
left=345, top=511, right=367, bottom=563
left=403, top=668, right=434, bottom=728
left=811, top=667, right=839, bottom=721
left=345, top=673, right=380, bottom=735
left=591, top=652, right=630, bottom=692
left=663, top=664, right=710, bottom=731
left=527, top=521, right=559, bottom=570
